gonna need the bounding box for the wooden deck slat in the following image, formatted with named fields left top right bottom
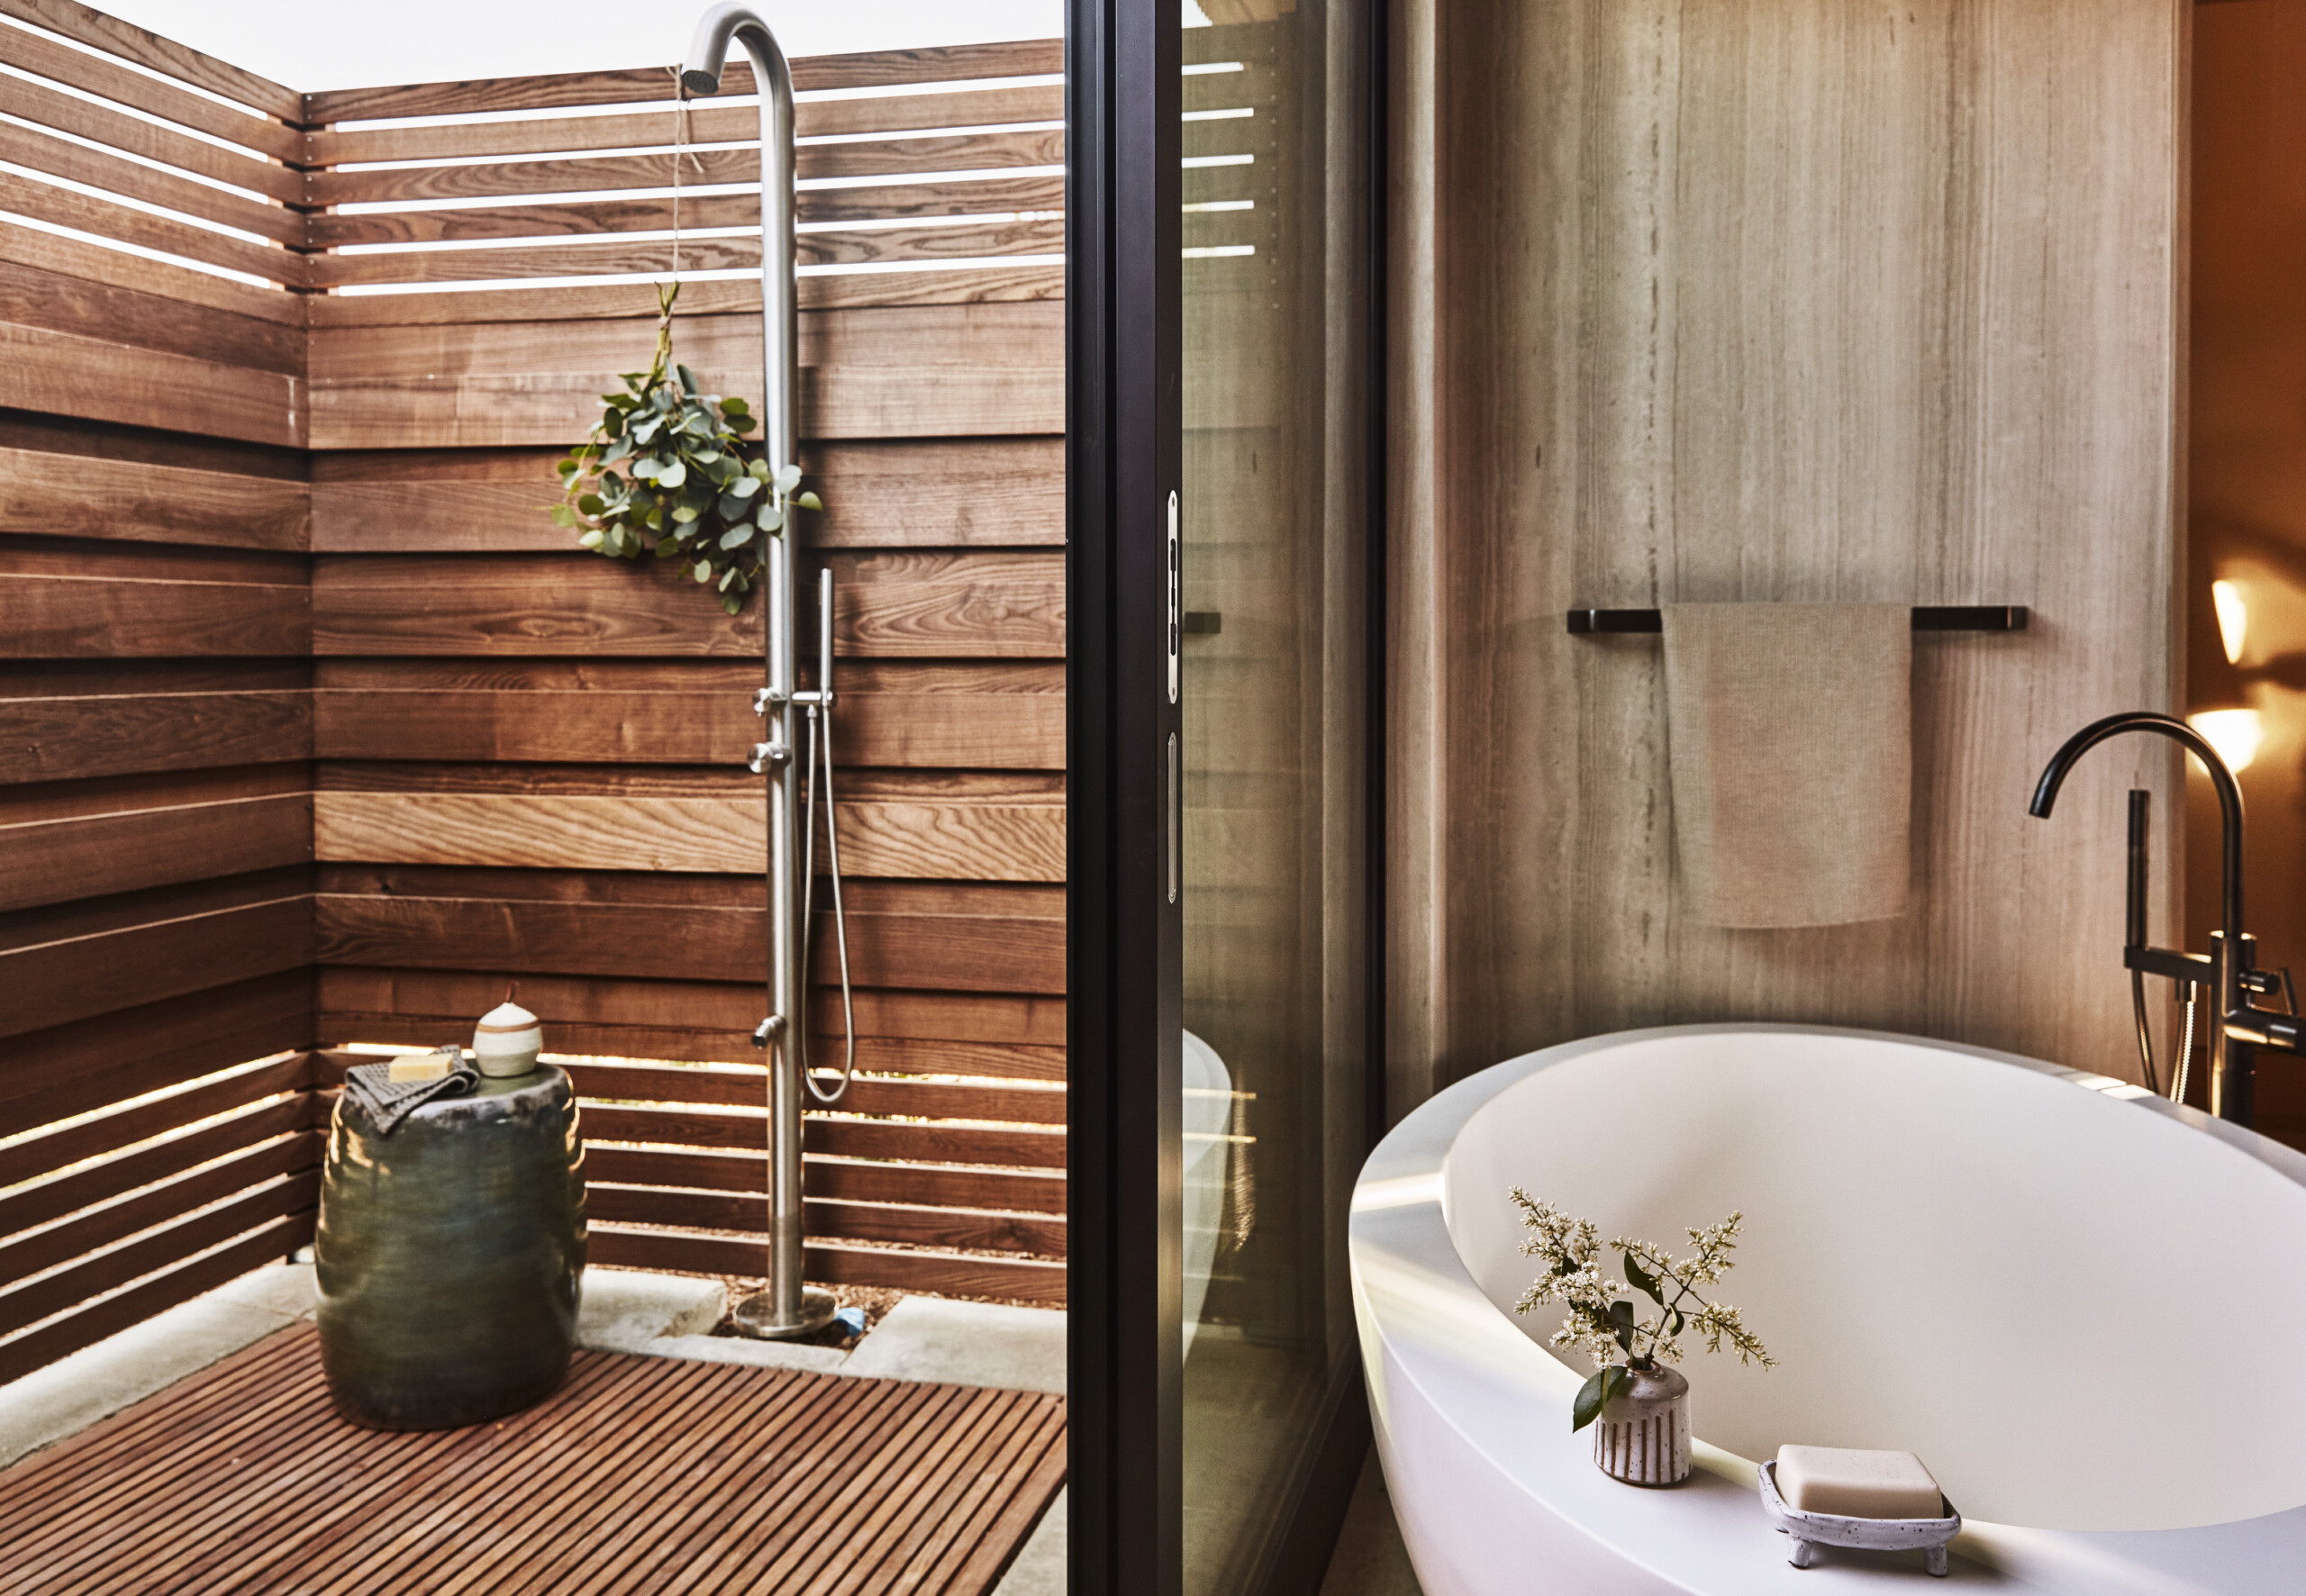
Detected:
left=0, top=1325, right=1063, bottom=1596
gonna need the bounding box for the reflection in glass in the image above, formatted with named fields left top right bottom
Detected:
left=1178, top=1, right=1373, bottom=1589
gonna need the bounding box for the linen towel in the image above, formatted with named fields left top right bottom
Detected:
left=1661, top=603, right=1911, bottom=927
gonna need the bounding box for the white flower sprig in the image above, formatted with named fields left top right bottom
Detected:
left=1509, top=1191, right=1775, bottom=1432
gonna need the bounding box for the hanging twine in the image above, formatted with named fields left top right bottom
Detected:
left=664, top=65, right=707, bottom=281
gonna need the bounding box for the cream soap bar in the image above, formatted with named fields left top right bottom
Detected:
left=386, top=1053, right=452, bottom=1084
left=1775, top=1446, right=1943, bottom=1519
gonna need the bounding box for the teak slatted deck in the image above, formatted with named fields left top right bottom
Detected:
left=0, top=1326, right=1066, bottom=1595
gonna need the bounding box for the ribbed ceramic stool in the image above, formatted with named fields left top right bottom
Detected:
left=316, top=1066, right=586, bottom=1430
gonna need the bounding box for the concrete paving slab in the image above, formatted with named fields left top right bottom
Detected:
left=575, top=1269, right=726, bottom=1353
left=0, top=1264, right=311, bottom=1468
left=991, top=1485, right=1066, bottom=1596
left=840, top=1297, right=1065, bottom=1393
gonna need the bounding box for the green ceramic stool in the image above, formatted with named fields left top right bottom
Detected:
left=316, top=1066, right=586, bottom=1430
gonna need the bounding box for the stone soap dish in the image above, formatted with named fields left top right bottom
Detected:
left=1758, top=1460, right=1961, bottom=1577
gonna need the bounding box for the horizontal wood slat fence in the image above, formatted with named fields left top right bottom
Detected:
left=0, top=3, right=1067, bottom=1383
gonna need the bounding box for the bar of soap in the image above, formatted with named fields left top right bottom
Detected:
left=386, top=1053, right=451, bottom=1084
left=1776, top=1446, right=1943, bottom=1519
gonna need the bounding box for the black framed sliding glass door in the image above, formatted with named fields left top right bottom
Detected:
left=1070, top=0, right=1383, bottom=1590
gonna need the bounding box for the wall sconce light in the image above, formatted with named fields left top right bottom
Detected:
left=2214, top=578, right=2249, bottom=666
left=2190, top=707, right=2265, bottom=774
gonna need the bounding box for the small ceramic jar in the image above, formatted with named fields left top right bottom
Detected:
left=1592, top=1363, right=1692, bottom=1486
left=472, top=1000, right=543, bottom=1078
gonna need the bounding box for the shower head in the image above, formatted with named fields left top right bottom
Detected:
left=681, top=3, right=768, bottom=95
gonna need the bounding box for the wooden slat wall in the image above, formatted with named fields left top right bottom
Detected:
left=299, top=41, right=1067, bottom=1304
left=0, top=6, right=318, bottom=1383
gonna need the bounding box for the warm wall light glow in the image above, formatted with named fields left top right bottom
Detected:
left=2191, top=708, right=2265, bottom=774
left=2214, top=579, right=2249, bottom=665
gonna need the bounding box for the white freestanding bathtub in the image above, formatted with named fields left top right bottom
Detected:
left=1350, top=1025, right=2306, bottom=1592
left=1182, top=1029, right=1232, bottom=1361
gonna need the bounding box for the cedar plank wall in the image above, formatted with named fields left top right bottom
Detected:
left=0, top=5, right=1066, bottom=1390
left=0, top=1, right=320, bottom=1383
left=297, top=43, right=1067, bottom=1303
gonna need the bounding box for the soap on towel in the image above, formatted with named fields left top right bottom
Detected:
left=1775, top=1445, right=1943, bottom=1520
left=1661, top=602, right=1911, bottom=927
left=386, top=1050, right=453, bottom=1084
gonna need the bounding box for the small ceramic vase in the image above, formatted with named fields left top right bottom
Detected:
left=473, top=1000, right=543, bottom=1078
left=1593, top=1363, right=1691, bottom=1486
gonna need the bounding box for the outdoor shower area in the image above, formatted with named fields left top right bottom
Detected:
left=0, top=4, right=1067, bottom=1585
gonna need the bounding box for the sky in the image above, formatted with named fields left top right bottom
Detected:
left=92, top=1, right=1066, bottom=94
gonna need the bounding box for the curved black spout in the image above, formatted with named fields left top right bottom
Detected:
left=2029, top=711, right=2244, bottom=940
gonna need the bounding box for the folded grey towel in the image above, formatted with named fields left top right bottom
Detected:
left=343, top=1049, right=480, bottom=1135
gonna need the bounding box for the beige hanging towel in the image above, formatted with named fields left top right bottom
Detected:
left=1661, top=603, right=1912, bottom=927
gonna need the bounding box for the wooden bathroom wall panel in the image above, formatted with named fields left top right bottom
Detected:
left=308, top=550, right=1062, bottom=659
left=0, top=575, right=311, bottom=657
left=0, top=1055, right=310, bottom=1195
left=300, top=37, right=1062, bottom=122
left=313, top=893, right=1064, bottom=993
left=0, top=71, right=302, bottom=207
left=0, top=690, right=312, bottom=783
left=0, top=449, right=308, bottom=552
left=0, top=257, right=303, bottom=376
left=307, top=440, right=1063, bottom=552
left=0, top=118, right=300, bottom=245
left=304, top=266, right=1065, bottom=328
left=304, top=304, right=1065, bottom=448
left=1387, top=0, right=2185, bottom=1093
left=0, top=324, right=304, bottom=449
left=0, top=168, right=298, bottom=287
left=310, top=791, right=1063, bottom=882
left=307, top=133, right=1067, bottom=210
left=0, top=889, right=314, bottom=1039
left=583, top=1101, right=1063, bottom=1167
left=0, top=973, right=313, bottom=1142
left=0, top=793, right=313, bottom=912
left=0, top=18, right=300, bottom=161
left=587, top=1228, right=1065, bottom=1305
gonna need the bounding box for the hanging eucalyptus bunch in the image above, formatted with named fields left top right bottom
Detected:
left=552, top=281, right=822, bottom=616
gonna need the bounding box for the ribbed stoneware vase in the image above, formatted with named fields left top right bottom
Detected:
left=1592, top=1364, right=1692, bottom=1486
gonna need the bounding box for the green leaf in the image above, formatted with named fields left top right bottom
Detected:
left=718, top=567, right=738, bottom=592
left=676, top=363, right=699, bottom=394
left=719, top=525, right=754, bottom=550
left=655, top=537, right=679, bottom=558
left=725, top=474, right=761, bottom=499
left=775, top=463, right=803, bottom=494
left=793, top=490, right=822, bottom=512
left=721, top=592, right=743, bottom=615
left=694, top=559, right=714, bottom=583
left=656, top=459, right=686, bottom=489
left=749, top=459, right=772, bottom=482
left=576, top=494, right=604, bottom=516
left=1573, top=1366, right=1629, bottom=1433
left=1624, top=1252, right=1666, bottom=1309
left=726, top=412, right=758, bottom=434
left=1606, top=1299, right=1635, bottom=1353
left=758, top=505, right=785, bottom=534
left=576, top=529, right=604, bottom=549
left=720, top=395, right=750, bottom=415
left=670, top=504, right=700, bottom=523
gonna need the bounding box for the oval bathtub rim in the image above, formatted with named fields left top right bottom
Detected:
left=1349, top=1021, right=2306, bottom=1595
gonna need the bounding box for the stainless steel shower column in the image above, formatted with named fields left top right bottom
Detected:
left=683, top=2, right=836, bottom=1340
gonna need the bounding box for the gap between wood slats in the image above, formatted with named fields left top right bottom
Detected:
left=305, top=176, right=1066, bottom=249
left=304, top=130, right=1067, bottom=210
left=587, top=1147, right=1065, bottom=1213
left=0, top=117, right=300, bottom=245
left=303, top=84, right=1065, bottom=168
left=0, top=1094, right=309, bottom=1243
left=308, top=438, right=1061, bottom=551
left=309, top=265, right=1064, bottom=328
left=302, top=37, right=1063, bottom=122
left=310, top=793, right=1063, bottom=882
left=303, top=219, right=1062, bottom=290
left=587, top=1187, right=1064, bottom=1258
left=0, top=167, right=298, bottom=286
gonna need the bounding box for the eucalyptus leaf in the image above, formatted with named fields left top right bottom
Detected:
left=720, top=525, right=755, bottom=550
left=676, top=363, right=698, bottom=394
left=726, top=474, right=761, bottom=499
left=693, top=559, right=713, bottom=583
left=775, top=463, right=803, bottom=494
left=656, top=459, right=686, bottom=489
left=793, top=490, right=822, bottom=512
left=758, top=505, right=785, bottom=533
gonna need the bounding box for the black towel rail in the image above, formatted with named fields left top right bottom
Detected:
left=1565, top=604, right=2029, bottom=635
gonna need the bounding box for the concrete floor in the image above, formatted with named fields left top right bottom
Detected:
left=0, top=1266, right=1430, bottom=1594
